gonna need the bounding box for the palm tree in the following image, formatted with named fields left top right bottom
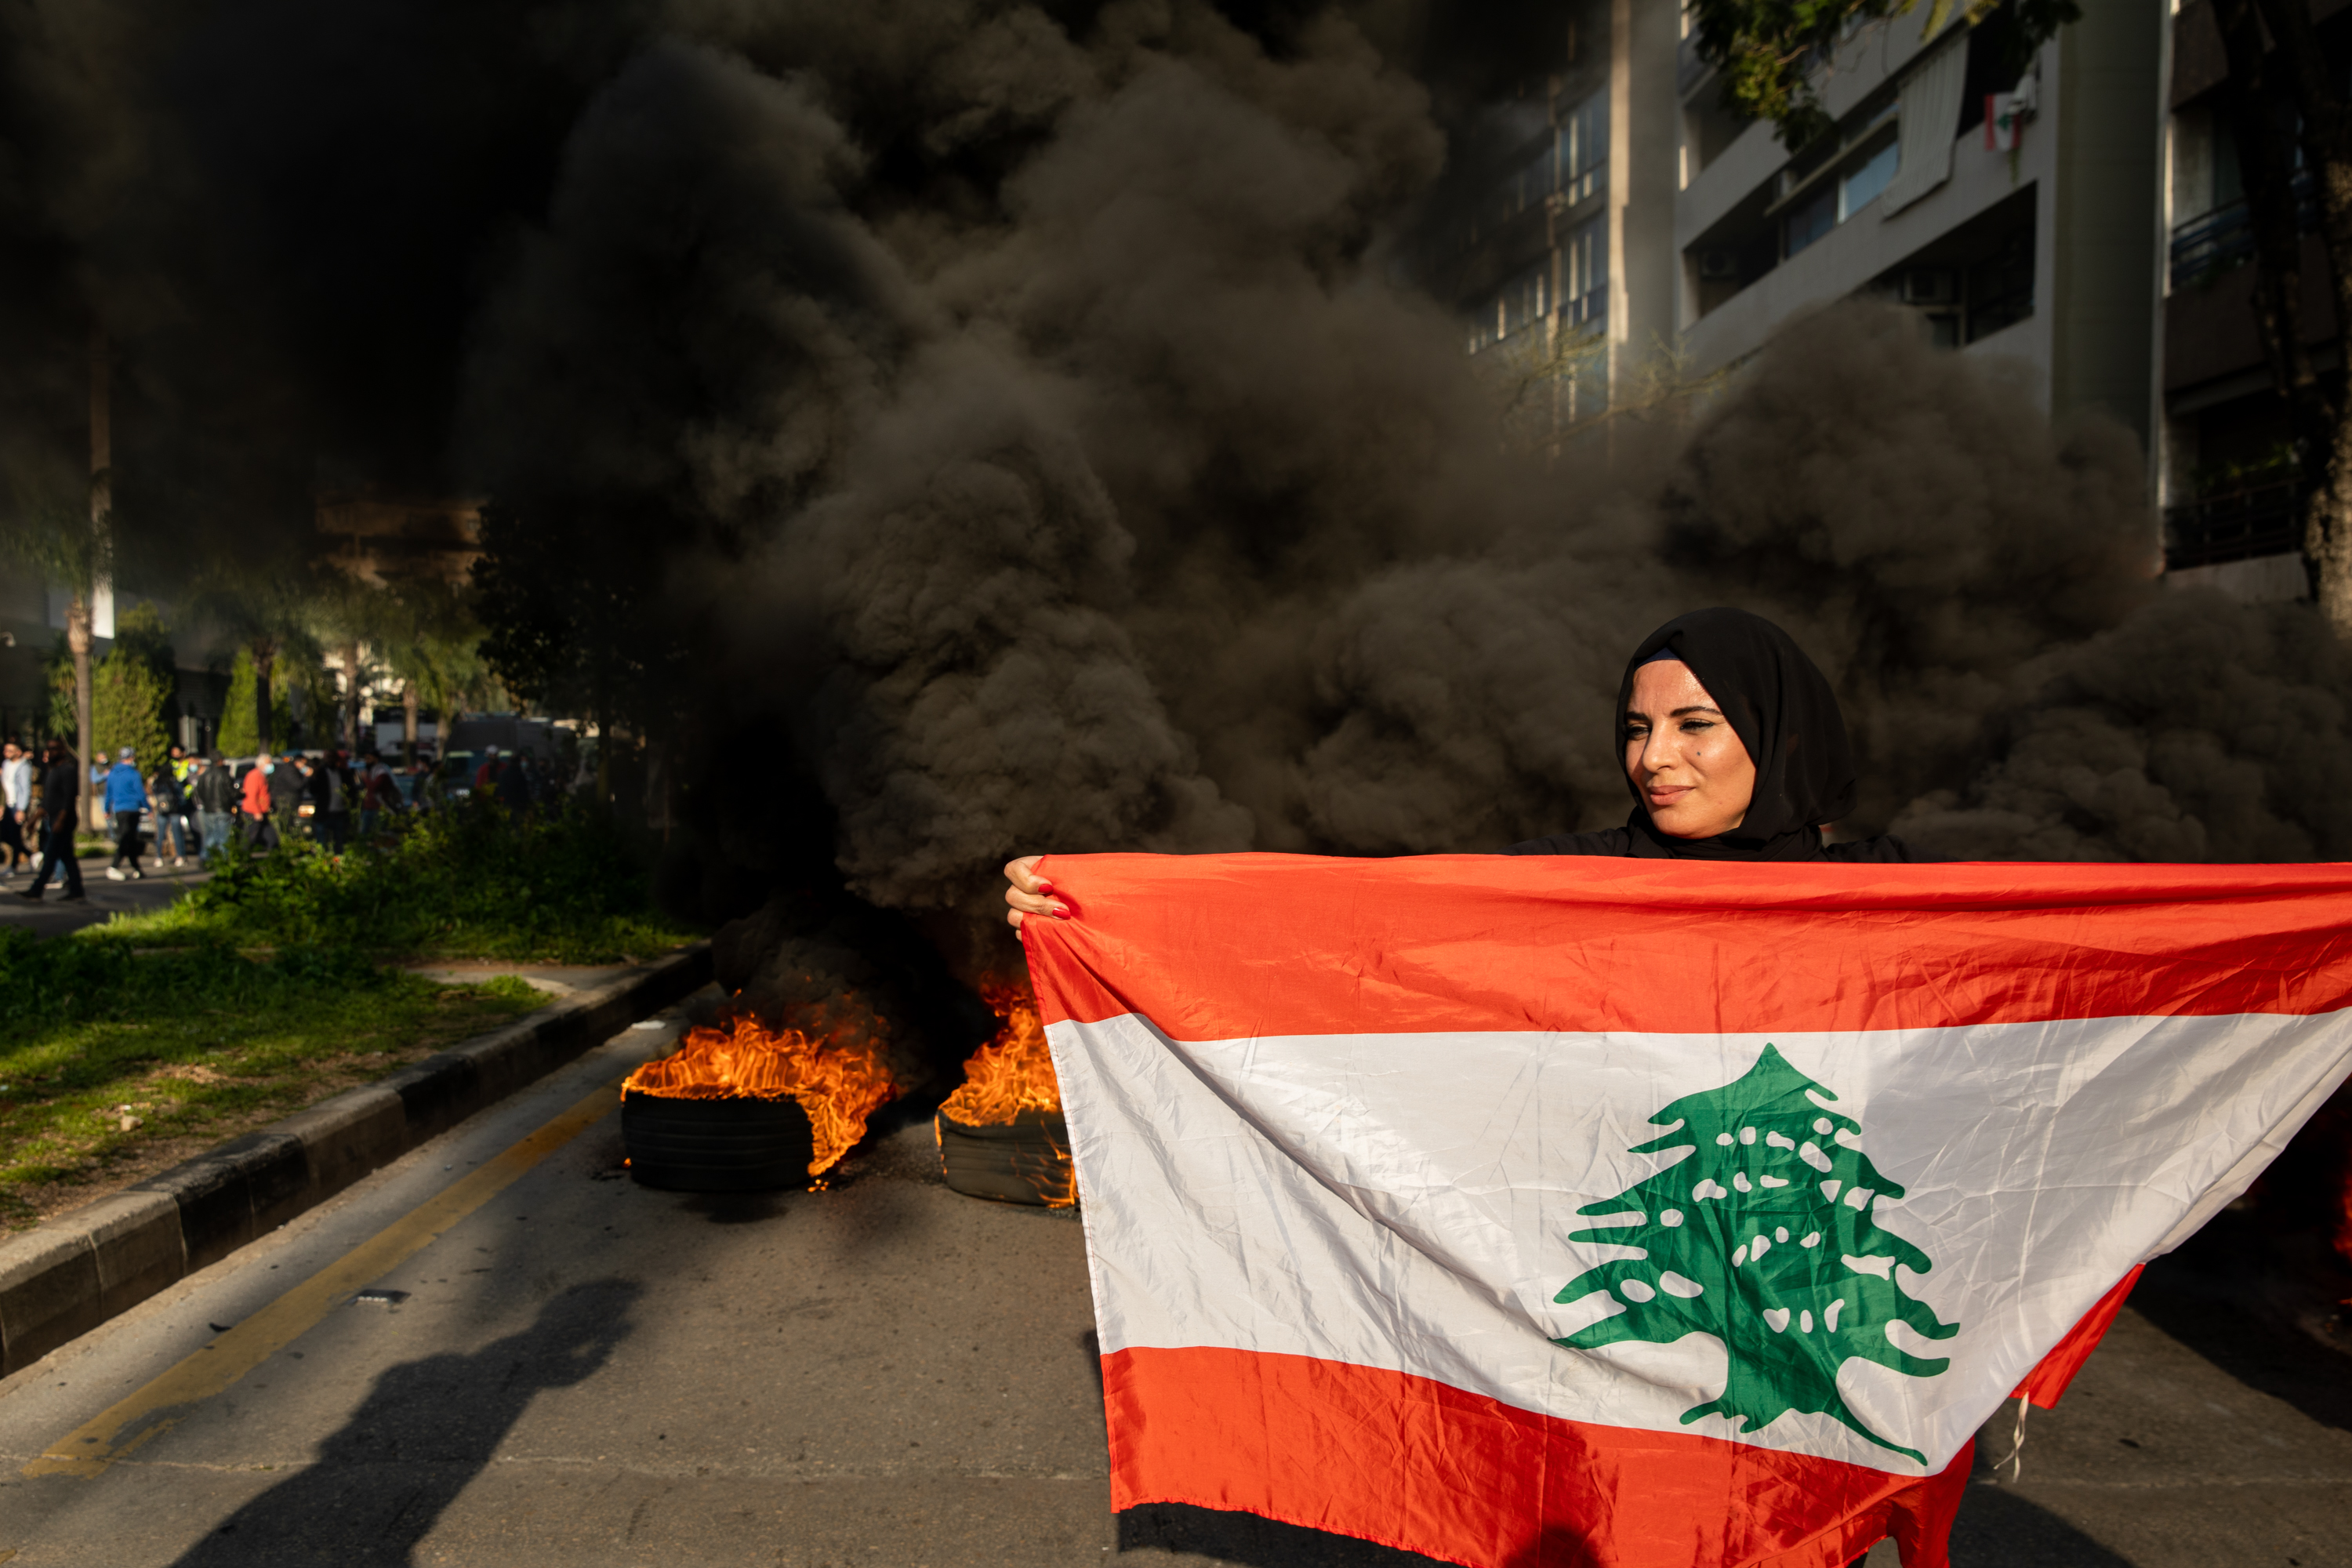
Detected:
left=307, top=571, right=395, bottom=753
left=378, top=582, right=497, bottom=766
left=1, top=440, right=111, bottom=828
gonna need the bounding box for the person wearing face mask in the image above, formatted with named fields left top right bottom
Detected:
left=241, top=750, right=281, bottom=854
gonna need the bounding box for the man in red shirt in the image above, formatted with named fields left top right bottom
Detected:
left=241, top=751, right=280, bottom=853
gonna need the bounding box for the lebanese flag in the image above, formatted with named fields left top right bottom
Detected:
left=1020, top=855, right=2352, bottom=1568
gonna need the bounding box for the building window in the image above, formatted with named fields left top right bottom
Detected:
left=1780, top=111, right=1897, bottom=259
left=1965, top=224, right=2034, bottom=342
left=1564, top=214, right=1607, bottom=329
left=1468, top=262, right=1555, bottom=354
left=1784, top=185, right=1837, bottom=257
left=1558, top=89, right=1609, bottom=206
left=1501, top=263, right=1551, bottom=337
left=1839, top=136, right=1900, bottom=219
left=1868, top=183, right=2036, bottom=347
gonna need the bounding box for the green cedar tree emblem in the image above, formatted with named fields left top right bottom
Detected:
left=1553, top=1044, right=1958, bottom=1462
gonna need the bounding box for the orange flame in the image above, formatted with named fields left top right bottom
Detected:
left=941, top=982, right=1060, bottom=1127
left=623, top=1014, right=900, bottom=1176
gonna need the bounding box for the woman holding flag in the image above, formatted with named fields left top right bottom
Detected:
left=1005, top=606, right=1929, bottom=930
left=1002, top=608, right=2009, bottom=1568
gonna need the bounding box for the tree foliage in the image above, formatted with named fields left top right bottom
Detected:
left=0, top=445, right=109, bottom=601
left=217, top=648, right=294, bottom=758
left=183, top=553, right=325, bottom=753
left=91, top=604, right=176, bottom=765
left=1690, top=0, right=2079, bottom=146
left=471, top=499, right=688, bottom=742
left=376, top=579, right=501, bottom=724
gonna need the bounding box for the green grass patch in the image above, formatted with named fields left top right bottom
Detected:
left=96, top=803, right=699, bottom=963
left=0, top=929, right=546, bottom=1232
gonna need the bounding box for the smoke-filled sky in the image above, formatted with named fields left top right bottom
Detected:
left=6, top=0, right=2347, bottom=922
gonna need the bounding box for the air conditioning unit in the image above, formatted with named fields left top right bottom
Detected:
left=1901, top=267, right=1958, bottom=306
left=1697, top=249, right=1738, bottom=281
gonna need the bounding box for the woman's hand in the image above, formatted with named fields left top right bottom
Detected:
left=1004, top=855, right=1067, bottom=930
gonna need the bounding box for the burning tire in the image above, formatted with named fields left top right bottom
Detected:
left=622, top=1092, right=817, bottom=1192
left=935, top=1107, right=1076, bottom=1207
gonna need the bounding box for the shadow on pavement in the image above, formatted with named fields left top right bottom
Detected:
left=167, top=1277, right=641, bottom=1567
left=678, top=1189, right=797, bottom=1225
left=2129, top=1209, right=2352, bottom=1438
left=1949, top=1479, right=2136, bottom=1566
left=1118, top=1503, right=1447, bottom=1566
left=1120, top=1482, right=2134, bottom=1568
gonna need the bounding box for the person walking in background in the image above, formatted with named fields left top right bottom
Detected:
left=105, top=746, right=149, bottom=880
left=191, top=753, right=235, bottom=861
left=271, top=753, right=302, bottom=846
left=241, top=750, right=280, bottom=853
left=21, top=738, right=85, bottom=902
left=1, top=739, right=31, bottom=880
left=147, top=751, right=191, bottom=868
left=497, top=750, right=534, bottom=823
left=473, top=746, right=501, bottom=797
left=292, top=753, right=314, bottom=839
left=308, top=749, right=352, bottom=852
left=357, top=752, right=396, bottom=840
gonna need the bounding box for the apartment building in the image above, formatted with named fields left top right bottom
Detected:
left=1430, top=2, right=2220, bottom=579
left=1675, top=5, right=2161, bottom=445
left=2158, top=0, right=2348, bottom=601
left=1408, top=0, right=1680, bottom=433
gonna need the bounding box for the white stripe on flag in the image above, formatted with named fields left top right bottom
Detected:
left=1053, top=1009, right=2352, bottom=1475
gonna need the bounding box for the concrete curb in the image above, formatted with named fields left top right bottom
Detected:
left=0, top=942, right=712, bottom=1377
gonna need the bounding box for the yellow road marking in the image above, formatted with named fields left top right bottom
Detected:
left=23, top=1082, right=622, bottom=1479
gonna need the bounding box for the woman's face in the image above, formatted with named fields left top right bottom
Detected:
left=1624, top=659, right=1757, bottom=839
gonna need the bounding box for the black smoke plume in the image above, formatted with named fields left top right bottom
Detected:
left=7, top=0, right=2347, bottom=957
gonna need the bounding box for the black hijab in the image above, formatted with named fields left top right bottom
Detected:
left=1615, top=608, right=1855, bottom=861
left=1502, top=608, right=1935, bottom=862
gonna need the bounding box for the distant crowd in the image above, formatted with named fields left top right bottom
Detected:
left=1, top=737, right=556, bottom=904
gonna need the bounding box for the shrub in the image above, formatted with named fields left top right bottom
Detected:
left=116, top=800, right=697, bottom=962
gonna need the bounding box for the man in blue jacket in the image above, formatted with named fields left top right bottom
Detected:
left=105, top=746, right=150, bottom=881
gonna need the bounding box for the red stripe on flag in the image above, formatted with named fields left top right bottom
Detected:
left=1104, top=1345, right=1971, bottom=1568
left=1024, top=855, right=2352, bottom=1037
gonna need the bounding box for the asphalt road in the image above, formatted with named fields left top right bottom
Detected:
left=0, top=1001, right=2347, bottom=1567
left=0, top=855, right=208, bottom=937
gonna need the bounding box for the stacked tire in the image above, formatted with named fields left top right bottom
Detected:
left=935, top=1107, right=1076, bottom=1207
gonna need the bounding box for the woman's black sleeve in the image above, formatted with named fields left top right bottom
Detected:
left=1499, top=829, right=1635, bottom=856
left=1822, top=835, right=1949, bottom=863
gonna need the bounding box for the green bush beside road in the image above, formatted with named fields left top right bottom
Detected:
left=105, top=803, right=699, bottom=963
left=2, top=804, right=703, bottom=1231
left=0, top=930, right=544, bottom=1231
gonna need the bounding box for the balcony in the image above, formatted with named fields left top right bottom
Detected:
left=2164, top=481, right=2302, bottom=570
left=2168, top=172, right=2315, bottom=290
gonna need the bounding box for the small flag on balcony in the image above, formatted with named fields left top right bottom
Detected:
left=1987, top=92, right=2026, bottom=152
